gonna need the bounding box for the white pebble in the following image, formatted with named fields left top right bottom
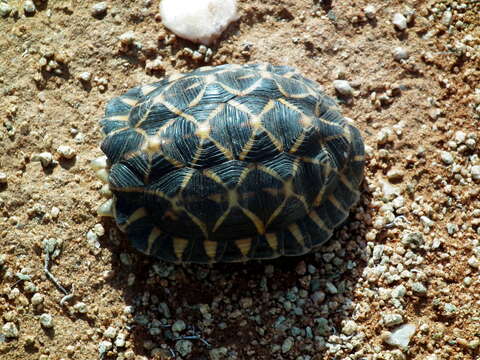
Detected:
left=385, top=324, right=416, bottom=349
left=383, top=313, right=404, bottom=327
left=392, top=13, right=407, bottom=31
left=115, top=333, right=127, bottom=347
left=2, top=322, right=19, bottom=338
left=363, top=5, right=376, bottom=20
left=119, top=31, right=136, bottom=45
left=57, top=145, right=76, bottom=159
left=440, top=151, right=454, bottom=165
left=333, top=80, right=354, bottom=97
left=0, top=172, right=7, bottom=184
left=74, top=302, right=88, bottom=313
left=471, top=166, right=480, bottom=181
left=0, top=3, right=12, bottom=17
left=159, top=0, right=238, bottom=45
left=39, top=313, right=54, bottom=328
left=341, top=320, right=358, bottom=335
left=24, top=0, right=36, bottom=14
left=441, top=10, right=452, bottom=26
left=467, top=256, right=479, bottom=269
left=392, top=47, right=409, bottom=61
left=31, top=293, right=45, bottom=305
left=104, top=326, right=117, bottom=339
left=92, top=2, right=108, bottom=16
left=31, top=152, right=53, bottom=167
left=78, top=71, right=92, bottom=82
left=99, top=340, right=113, bottom=354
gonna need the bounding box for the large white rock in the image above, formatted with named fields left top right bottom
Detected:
left=159, top=0, right=238, bottom=45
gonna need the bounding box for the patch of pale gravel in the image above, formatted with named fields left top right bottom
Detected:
left=0, top=0, right=479, bottom=359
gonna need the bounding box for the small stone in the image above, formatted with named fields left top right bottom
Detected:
left=104, top=326, right=117, bottom=339
left=39, top=313, right=54, bottom=328
left=0, top=172, right=7, bottom=184
left=115, top=333, right=126, bottom=347
left=98, top=340, right=113, bottom=354
left=56, top=145, right=76, bottom=159
left=31, top=293, right=45, bottom=305
left=387, top=168, right=405, bottom=182
left=333, top=80, right=354, bottom=97
left=119, top=31, right=136, bottom=45
left=24, top=0, right=36, bottom=14
left=325, top=281, right=338, bottom=294
left=0, top=3, right=12, bottom=17
left=467, top=256, right=479, bottom=269
left=392, top=13, right=407, bottom=30
left=401, top=232, right=424, bottom=249
left=411, top=282, right=427, bottom=295
left=78, top=71, right=92, bottom=82
left=175, top=340, right=193, bottom=357
left=73, top=302, right=88, bottom=314
left=91, top=2, right=108, bottom=17
left=172, top=320, right=186, bottom=333
left=471, top=166, right=480, bottom=181
left=440, top=151, right=454, bottom=165
left=385, top=324, right=416, bottom=349
left=363, top=5, right=376, bottom=19
left=341, top=320, right=358, bottom=335
left=442, top=303, right=457, bottom=317
left=383, top=313, right=404, bottom=327
left=393, top=47, right=409, bottom=61
left=420, top=216, right=434, bottom=227
left=441, top=10, right=452, bottom=26
left=209, top=347, right=228, bottom=360
left=281, top=337, right=294, bottom=353
left=32, top=152, right=53, bottom=167
left=2, top=322, right=19, bottom=338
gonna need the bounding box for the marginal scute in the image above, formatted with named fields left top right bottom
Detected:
left=98, top=63, right=365, bottom=263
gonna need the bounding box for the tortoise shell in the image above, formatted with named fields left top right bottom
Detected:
left=98, top=63, right=365, bottom=263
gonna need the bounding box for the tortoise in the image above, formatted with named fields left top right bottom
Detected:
left=91, top=63, right=365, bottom=264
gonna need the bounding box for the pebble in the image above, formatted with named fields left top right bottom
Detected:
left=104, top=326, right=117, bottom=339
left=73, top=302, right=88, bottom=314
left=363, top=5, right=376, bottom=20
left=467, top=256, right=479, bottom=269
left=39, top=313, right=54, bottom=328
left=392, top=47, right=409, bottom=61
left=175, top=340, right=193, bottom=357
left=282, top=337, right=294, bottom=353
left=24, top=0, right=36, bottom=14
left=341, top=320, right=358, bottom=335
left=383, top=313, right=404, bottom=327
left=115, top=333, right=126, bottom=347
left=31, top=293, right=45, bottom=305
left=392, top=13, right=407, bottom=30
left=78, top=71, right=92, bottom=82
left=441, top=10, right=452, bottom=26
left=0, top=3, right=12, bottom=17
left=172, top=320, right=186, bottom=332
left=209, top=347, right=228, bottom=360
left=0, top=172, right=7, bottom=184
left=31, top=152, right=53, bottom=167
left=91, top=2, right=108, bottom=17
left=333, top=80, right=354, bottom=97
left=119, top=31, right=136, bottom=45
left=98, top=340, right=112, bottom=354
left=440, top=151, right=454, bottom=165
left=387, top=168, right=405, bottom=182
left=471, top=165, right=480, bottom=181
left=411, top=282, right=427, bottom=295
left=2, top=322, right=19, bottom=338
left=385, top=323, right=416, bottom=349
left=56, top=145, right=76, bottom=159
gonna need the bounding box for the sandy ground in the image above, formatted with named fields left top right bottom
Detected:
left=0, top=0, right=479, bottom=359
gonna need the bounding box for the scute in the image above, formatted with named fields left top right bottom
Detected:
left=98, top=63, right=365, bottom=263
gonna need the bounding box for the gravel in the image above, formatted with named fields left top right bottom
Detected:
left=39, top=313, right=54, bottom=328
left=91, top=2, right=108, bottom=17
left=363, top=5, right=376, bottom=20
left=392, top=47, right=409, bottom=61
left=385, top=323, right=416, bottom=349
left=0, top=3, right=12, bottom=17
left=392, top=13, right=407, bottom=30
left=333, top=80, right=355, bottom=97
left=23, top=0, right=36, bottom=14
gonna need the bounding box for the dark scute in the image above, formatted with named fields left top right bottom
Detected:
left=247, top=234, right=278, bottom=259
left=148, top=167, right=196, bottom=198
left=181, top=238, right=211, bottom=263
left=105, top=95, right=136, bottom=118
left=160, top=117, right=199, bottom=165
left=125, top=216, right=155, bottom=253
left=315, top=197, right=347, bottom=229
left=220, top=239, right=248, bottom=262
left=266, top=197, right=310, bottom=230
left=187, top=138, right=230, bottom=169
left=136, top=102, right=178, bottom=134
left=332, top=179, right=360, bottom=211
left=101, top=129, right=145, bottom=164
left=162, top=76, right=206, bottom=110
left=262, top=100, right=303, bottom=150
left=100, top=119, right=128, bottom=135
left=242, top=132, right=281, bottom=162
left=109, top=160, right=146, bottom=189
left=149, top=153, right=181, bottom=184
left=209, top=103, right=252, bottom=158
left=149, top=235, right=181, bottom=263
left=128, top=99, right=151, bottom=127
left=319, top=107, right=346, bottom=126
left=214, top=68, right=260, bottom=92
left=293, top=161, right=324, bottom=205
left=274, top=76, right=311, bottom=97
left=207, top=160, right=248, bottom=189
left=283, top=222, right=311, bottom=256
left=114, top=196, right=144, bottom=228
left=202, top=82, right=237, bottom=104
left=260, top=152, right=296, bottom=179
left=236, top=168, right=285, bottom=225
left=288, top=126, right=323, bottom=157
left=301, top=214, right=332, bottom=248
left=325, top=136, right=351, bottom=170
left=212, top=206, right=260, bottom=241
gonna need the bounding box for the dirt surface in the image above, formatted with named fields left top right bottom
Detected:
left=1, top=0, right=479, bottom=359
